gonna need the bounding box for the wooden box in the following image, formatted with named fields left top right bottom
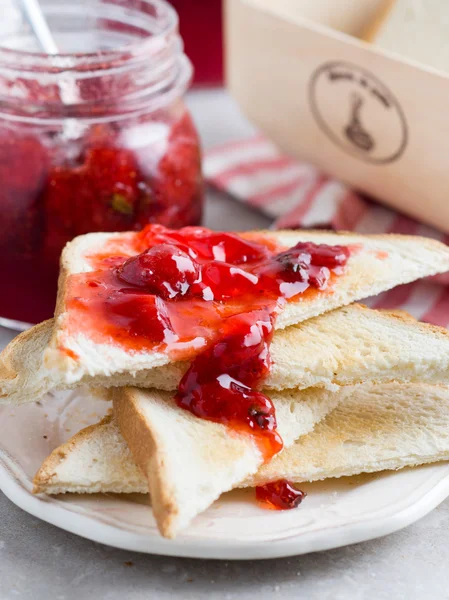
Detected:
left=225, top=0, right=449, bottom=232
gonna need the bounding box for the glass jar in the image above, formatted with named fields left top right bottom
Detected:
left=0, top=0, right=203, bottom=327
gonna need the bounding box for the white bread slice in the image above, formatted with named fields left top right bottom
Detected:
left=371, top=0, right=449, bottom=74
left=245, top=383, right=449, bottom=486
left=34, top=383, right=449, bottom=509
left=45, top=230, right=449, bottom=385
left=111, top=386, right=343, bottom=537
left=33, top=387, right=341, bottom=531
left=33, top=415, right=148, bottom=495
left=5, top=303, right=449, bottom=405
left=0, top=320, right=57, bottom=406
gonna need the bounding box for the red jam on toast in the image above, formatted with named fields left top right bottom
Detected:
left=65, top=225, right=351, bottom=507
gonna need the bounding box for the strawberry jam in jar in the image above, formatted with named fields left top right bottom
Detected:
left=0, top=0, right=203, bottom=327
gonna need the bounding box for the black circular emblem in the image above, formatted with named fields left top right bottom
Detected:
left=309, top=61, right=408, bottom=164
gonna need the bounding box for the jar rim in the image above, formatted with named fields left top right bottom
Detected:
left=0, top=0, right=192, bottom=121
left=0, top=54, right=193, bottom=125
left=0, top=0, right=179, bottom=71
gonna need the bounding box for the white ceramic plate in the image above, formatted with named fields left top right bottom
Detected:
left=1, top=389, right=449, bottom=560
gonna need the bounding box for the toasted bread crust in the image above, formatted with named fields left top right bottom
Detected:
left=45, top=228, right=449, bottom=382
left=2, top=227, right=449, bottom=405
left=53, top=228, right=449, bottom=326
left=0, top=320, right=52, bottom=385
left=245, top=383, right=449, bottom=486
left=112, top=388, right=180, bottom=538
left=33, top=383, right=449, bottom=507
left=4, top=303, right=449, bottom=406
left=351, top=303, right=449, bottom=337
left=33, top=415, right=114, bottom=493
left=111, top=385, right=342, bottom=537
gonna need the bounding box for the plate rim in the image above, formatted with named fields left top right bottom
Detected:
left=2, top=448, right=449, bottom=560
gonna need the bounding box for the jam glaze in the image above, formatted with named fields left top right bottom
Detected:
left=66, top=225, right=351, bottom=508
left=256, top=480, right=307, bottom=510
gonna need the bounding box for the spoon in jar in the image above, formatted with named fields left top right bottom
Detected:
left=18, top=0, right=82, bottom=131
left=18, top=0, right=58, bottom=54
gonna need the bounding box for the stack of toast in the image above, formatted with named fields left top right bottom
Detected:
left=3, top=226, right=449, bottom=538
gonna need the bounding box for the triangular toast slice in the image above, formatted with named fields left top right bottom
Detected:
left=245, top=383, right=449, bottom=486
left=110, top=373, right=449, bottom=536
left=111, top=387, right=344, bottom=537
left=33, top=414, right=148, bottom=495
left=5, top=303, right=449, bottom=405
left=112, top=370, right=449, bottom=537
left=43, top=230, right=449, bottom=386
left=34, top=383, right=449, bottom=528
left=34, top=386, right=343, bottom=534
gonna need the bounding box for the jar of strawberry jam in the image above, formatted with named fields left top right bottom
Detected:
left=0, top=0, right=203, bottom=328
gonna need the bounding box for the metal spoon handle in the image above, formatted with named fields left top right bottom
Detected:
left=19, top=0, right=58, bottom=54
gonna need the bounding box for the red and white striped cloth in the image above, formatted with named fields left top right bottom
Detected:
left=204, top=136, right=449, bottom=328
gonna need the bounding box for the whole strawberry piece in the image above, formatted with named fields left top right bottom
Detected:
left=117, top=243, right=200, bottom=300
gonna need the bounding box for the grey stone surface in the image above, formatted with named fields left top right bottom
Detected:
left=1, top=89, right=449, bottom=599
left=1, top=491, right=449, bottom=600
